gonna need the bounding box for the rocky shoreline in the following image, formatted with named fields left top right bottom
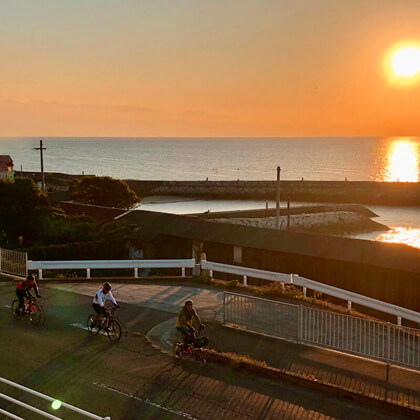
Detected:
left=214, top=211, right=388, bottom=235
left=127, top=180, right=420, bottom=206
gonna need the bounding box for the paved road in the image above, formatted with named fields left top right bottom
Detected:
left=0, top=281, right=413, bottom=419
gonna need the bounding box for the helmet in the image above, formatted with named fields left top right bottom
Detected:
left=103, top=282, right=112, bottom=290
left=185, top=300, right=193, bottom=306
left=26, top=275, right=35, bottom=282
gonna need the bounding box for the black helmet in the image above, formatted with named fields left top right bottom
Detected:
left=185, top=300, right=193, bottom=306
left=103, top=282, right=112, bottom=290
left=26, top=275, right=35, bottom=282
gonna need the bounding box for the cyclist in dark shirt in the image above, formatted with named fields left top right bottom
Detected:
left=16, top=275, right=41, bottom=313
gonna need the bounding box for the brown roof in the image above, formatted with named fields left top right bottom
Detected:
left=0, top=155, right=13, bottom=171
left=121, top=210, right=420, bottom=274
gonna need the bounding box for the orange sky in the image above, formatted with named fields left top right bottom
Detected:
left=1, top=0, right=420, bottom=137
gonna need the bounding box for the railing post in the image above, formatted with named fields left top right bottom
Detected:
left=281, top=282, right=285, bottom=291
left=38, top=269, right=43, bottom=280
left=243, top=275, right=247, bottom=286
left=290, top=273, right=293, bottom=284
left=386, top=322, right=391, bottom=393
left=303, top=287, right=307, bottom=298
left=209, top=269, right=213, bottom=278
left=223, top=292, right=226, bottom=326
left=397, top=316, right=402, bottom=326
left=134, top=267, right=138, bottom=278
left=297, top=305, right=302, bottom=344
left=347, top=300, right=352, bottom=312
left=86, top=268, right=91, bottom=279
left=25, top=252, right=28, bottom=277
left=181, top=267, right=186, bottom=277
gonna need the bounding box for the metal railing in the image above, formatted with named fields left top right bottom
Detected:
left=28, top=259, right=195, bottom=279
left=202, top=260, right=420, bottom=326
left=0, top=376, right=110, bottom=419
left=0, top=248, right=27, bottom=277
left=224, top=292, right=299, bottom=342
left=223, top=292, right=420, bottom=370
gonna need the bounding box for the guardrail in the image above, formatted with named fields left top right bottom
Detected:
left=202, top=260, right=420, bottom=326
left=224, top=292, right=420, bottom=370
left=23, top=257, right=419, bottom=326
left=0, top=376, right=110, bottom=419
left=28, top=259, right=195, bottom=280
left=0, top=248, right=27, bottom=278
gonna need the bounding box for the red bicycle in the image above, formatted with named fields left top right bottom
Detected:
left=11, top=297, right=44, bottom=325
left=174, top=327, right=209, bottom=366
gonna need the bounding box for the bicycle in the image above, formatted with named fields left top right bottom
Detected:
left=11, top=297, right=44, bottom=326
left=87, top=307, right=122, bottom=342
left=174, top=326, right=209, bottom=366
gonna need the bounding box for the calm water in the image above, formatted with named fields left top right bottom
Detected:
left=139, top=197, right=420, bottom=249
left=1, top=136, right=419, bottom=181
left=1, top=136, right=419, bottom=248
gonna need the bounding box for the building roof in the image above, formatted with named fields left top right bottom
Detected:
left=121, top=209, right=420, bottom=274
left=0, top=155, right=13, bottom=172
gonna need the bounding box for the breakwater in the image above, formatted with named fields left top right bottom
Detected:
left=126, top=180, right=420, bottom=206
left=23, top=172, right=420, bottom=206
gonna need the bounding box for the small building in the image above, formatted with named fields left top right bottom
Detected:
left=120, top=210, right=420, bottom=312
left=60, top=202, right=420, bottom=312
left=0, top=155, right=14, bottom=181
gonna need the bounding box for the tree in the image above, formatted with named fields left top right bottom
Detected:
left=0, top=178, right=49, bottom=247
left=69, top=176, right=139, bottom=209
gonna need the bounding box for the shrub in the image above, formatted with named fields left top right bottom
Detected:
left=226, top=280, right=239, bottom=289
left=282, top=285, right=303, bottom=299
left=70, top=176, right=139, bottom=209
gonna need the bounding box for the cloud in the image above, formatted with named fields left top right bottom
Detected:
left=0, top=99, right=237, bottom=137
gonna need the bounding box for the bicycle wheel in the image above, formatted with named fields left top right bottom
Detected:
left=107, top=320, right=122, bottom=342
left=87, top=315, right=100, bottom=336
left=29, top=303, right=42, bottom=325
left=11, top=300, right=22, bottom=320
left=174, top=343, right=184, bottom=360
left=200, top=356, right=208, bottom=367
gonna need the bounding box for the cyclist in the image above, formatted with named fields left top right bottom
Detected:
left=176, top=300, right=204, bottom=348
left=15, top=275, right=41, bottom=314
left=92, top=282, right=119, bottom=325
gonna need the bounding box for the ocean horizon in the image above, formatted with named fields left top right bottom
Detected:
left=1, top=136, right=419, bottom=182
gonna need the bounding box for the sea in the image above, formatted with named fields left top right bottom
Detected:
left=1, top=136, right=419, bottom=248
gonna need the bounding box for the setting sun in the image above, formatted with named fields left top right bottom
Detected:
left=385, top=42, right=420, bottom=86
left=391, top=47, right=420, bottom=77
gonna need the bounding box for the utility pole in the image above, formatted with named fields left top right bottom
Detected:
left=34, top=140, right=47, bottom=193
left=276, top=166, right=281, bottom=229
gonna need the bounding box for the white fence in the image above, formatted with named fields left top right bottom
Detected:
left=0, top=376, right=109, bottom=419
left=0, top=248, right=27, bottom=277
left=24, top=257, right=419, bottom=326
left=28, top=259, right=196, bottom=280
left=202, top=260, right=420, bottom=326
left=224, top=292, right=420, bottom=370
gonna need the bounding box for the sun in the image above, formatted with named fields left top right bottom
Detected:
left=391, top=47, right=420, bottom=77
left=385, top=42, right=420, bottom=86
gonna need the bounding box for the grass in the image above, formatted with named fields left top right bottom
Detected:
left=223, top=352, right=268, bottom=369
left=191, top=274, right=376, bottom=321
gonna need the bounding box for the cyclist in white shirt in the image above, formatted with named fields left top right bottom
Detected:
left=92, top=282, right=119, bottom=320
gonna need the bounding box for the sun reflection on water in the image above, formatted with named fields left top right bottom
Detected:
left=377, top=227, right=420, bottom=249
left=381, top=138, right=419, bottom=182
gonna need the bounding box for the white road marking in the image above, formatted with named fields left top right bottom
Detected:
left=4, top=305, right=11, bottom=309
left=93, top=382, right=200, bottom=420
left=70, top=323, right=108, bottom=336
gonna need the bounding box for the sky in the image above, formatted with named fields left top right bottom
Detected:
left=1, top=0, right=420, bottom=137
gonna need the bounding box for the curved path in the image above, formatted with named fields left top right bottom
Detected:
left=0, top=281, right=416, bottom=419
